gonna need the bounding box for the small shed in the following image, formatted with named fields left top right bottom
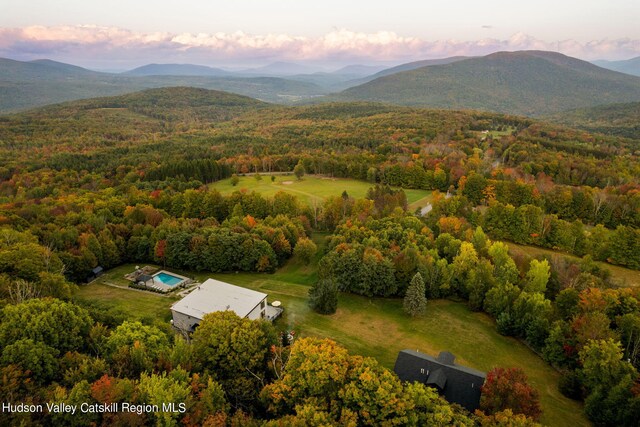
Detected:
left=86, top=266, right=104, bottom=282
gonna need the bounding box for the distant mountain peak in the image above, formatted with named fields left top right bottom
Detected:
left=123, top=63, right=230, bottom=77
left=335, top=50, right=640, bottom=116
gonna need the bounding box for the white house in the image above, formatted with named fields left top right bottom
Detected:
left=171, top=278, right=269, bottom=332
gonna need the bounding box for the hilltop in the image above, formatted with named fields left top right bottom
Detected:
left=123, top=63, right=231, bottom=77
left=335, top=51, right=640, bottom=116
left=41, top=86, right=267, bottom=113
left=368, top=56, right=470, bottom=79
left=0, top=87, right=269, bottom=146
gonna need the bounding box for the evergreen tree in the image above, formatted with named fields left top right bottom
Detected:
left=403, top=272, right=427, bottom=317
left=309, top=279, right=338, bottom=314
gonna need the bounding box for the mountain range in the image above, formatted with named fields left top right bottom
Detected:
left=3, top=51, right=640, bottom=116
left=121, top=62, right=390, bottom=93
left=0, top=58, right=327, bottom=113
left=593, top=57, right=640, bottom=77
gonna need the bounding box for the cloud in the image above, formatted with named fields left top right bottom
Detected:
left=0, top=25, right=639, bottom=67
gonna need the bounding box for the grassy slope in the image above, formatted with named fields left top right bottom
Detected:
left=205, top=275, right=587, bottom=427
left=210, top=174, right=432, bottom=209
left=74, top=235, right=590, bottom=426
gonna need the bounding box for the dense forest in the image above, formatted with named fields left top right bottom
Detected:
left=0, top=87, right=639, bottom=426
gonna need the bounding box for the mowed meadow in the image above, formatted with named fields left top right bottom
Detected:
left=210, top=174, right=433, bottom=211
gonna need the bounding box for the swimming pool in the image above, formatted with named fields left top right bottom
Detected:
left=153, top=272, right=184, bottom=287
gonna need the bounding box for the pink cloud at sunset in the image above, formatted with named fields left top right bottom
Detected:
left=1, top=25, right=638, bottom=68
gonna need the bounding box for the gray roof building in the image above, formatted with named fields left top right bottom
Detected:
left=171, top=278, right=268, bottom=332
left=394, top=349, right=486, bottom=412
left=137, top=273, right=154, bottom=283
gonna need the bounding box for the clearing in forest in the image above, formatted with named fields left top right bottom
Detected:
left=210, top=174, right=432, bottom=208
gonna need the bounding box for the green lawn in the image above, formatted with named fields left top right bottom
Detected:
left=74, top=264, right=183, bottom=323
left=210, top=174, right=432, bottom=209
left=507, top=242, right=640, bottom=287
left=206, top=272, right=587, bottom=427
left=75, top=244, right=588, bottom=426
left=74, top=281, right=179, bottom=323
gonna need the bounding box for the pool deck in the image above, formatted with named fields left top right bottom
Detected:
left=140, top=270, right=191, bottom=293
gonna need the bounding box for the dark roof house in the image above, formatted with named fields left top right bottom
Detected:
left=394, top=349, right=486, bottom=412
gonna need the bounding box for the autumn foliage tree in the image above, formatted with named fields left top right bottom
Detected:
left=293, top=237, right=317, bottom=265
left=260, top=337, right=473, bottom=426
left=480, top=367, right=542, bottom=421
left=192, top=311, right=277, bottom=408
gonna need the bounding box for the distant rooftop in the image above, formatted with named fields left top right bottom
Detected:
left=171, top=278, right=267, bottom=320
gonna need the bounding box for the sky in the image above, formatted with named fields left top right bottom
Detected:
left=1, top=0, right=639, bottom=69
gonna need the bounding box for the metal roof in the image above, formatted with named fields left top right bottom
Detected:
left=171, top=278, right=267, bottom=320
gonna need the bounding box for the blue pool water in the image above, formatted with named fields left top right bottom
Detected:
left=153, top=272, right=183, bottom=286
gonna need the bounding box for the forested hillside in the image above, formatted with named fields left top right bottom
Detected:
left=0, top=87, right=639, bottom=426
left=335, top=51, right=640, bottom=116
left=546, top=102, right=640, bottom=140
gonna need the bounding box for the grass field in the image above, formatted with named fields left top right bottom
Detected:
left=74, top=235, right=589, bottom=426
left=507, top=242, right=640, bottom=287
left=210, top=174, right=432, bottom=211
left=74, top=264, right=182, bottom=323
left=203, top=274, right=588, bottom=427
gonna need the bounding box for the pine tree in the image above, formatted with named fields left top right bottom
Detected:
left=404, top=272, right=427, bottom=317
left=309, top=279, right=338, bottom=314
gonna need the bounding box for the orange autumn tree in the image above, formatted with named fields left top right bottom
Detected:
left=480, top=367, right=542, bottom=421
